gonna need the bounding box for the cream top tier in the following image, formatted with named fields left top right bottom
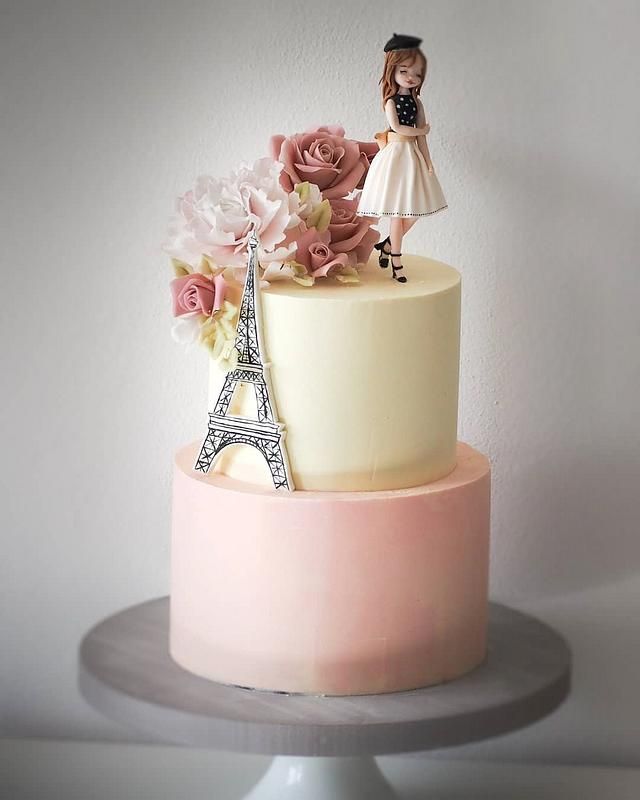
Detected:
left=208, top=254, right=461, bottom=492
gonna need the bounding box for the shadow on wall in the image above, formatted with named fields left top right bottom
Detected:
left=475, top=133, right=639, bottom=599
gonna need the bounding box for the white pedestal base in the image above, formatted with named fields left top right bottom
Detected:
left=242, top=756, right=397, bottom=800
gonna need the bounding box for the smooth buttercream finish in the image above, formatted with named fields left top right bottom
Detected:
left=170, top=441, right=490, bottom=696
left=208, top=254, right=461, bottom=491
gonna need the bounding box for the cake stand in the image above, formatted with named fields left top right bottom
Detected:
left=79, top=598, right=571, bottom=799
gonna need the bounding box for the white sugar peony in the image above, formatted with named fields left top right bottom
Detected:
left=163, top=158, right=300, bottom=268
left=294, top=181, right=326, bottom=223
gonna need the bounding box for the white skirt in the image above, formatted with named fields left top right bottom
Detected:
left=357, top=139, right=447, bottom=218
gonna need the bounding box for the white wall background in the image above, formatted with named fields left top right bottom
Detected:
left=2, top=0, right=639, bottom=768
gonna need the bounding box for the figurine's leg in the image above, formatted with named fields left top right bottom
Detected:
left=389, top=218, right=408, bottom=283
left=389, top=218, right=404, bottom=260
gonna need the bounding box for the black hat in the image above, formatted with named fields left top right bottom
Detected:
left=384, top=33, right=422, bottom=52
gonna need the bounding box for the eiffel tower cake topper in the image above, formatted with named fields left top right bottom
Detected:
left=194, top=231, right=295, bottom=491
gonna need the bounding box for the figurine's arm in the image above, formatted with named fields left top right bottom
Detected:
left=415, top=98, right=434, bottom=173
left=385, top=99, right=429, bottom=137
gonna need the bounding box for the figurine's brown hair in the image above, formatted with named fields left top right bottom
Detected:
left=380, top=48, right=427, bottom=109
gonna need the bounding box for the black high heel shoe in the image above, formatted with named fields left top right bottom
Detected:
left=390, top=253, right=408, bottom=283
left=373, top=236, right=391, bottom=268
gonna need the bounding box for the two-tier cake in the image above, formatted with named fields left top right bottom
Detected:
left=169, top=252, right=490, bottom=696
left=164, top=121, right=490, bottom=696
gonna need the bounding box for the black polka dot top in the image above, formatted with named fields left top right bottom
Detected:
left=394, top=93, right=418, bottom=127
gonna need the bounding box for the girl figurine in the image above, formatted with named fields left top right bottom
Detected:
left=358, top=33, right=447, bottom=283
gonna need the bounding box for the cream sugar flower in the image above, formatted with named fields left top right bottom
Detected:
left=171, top=299, right=239, bottom=370
left=294, top=181, right=331, bottom=228
left=259, top=182, right=331, bottom=283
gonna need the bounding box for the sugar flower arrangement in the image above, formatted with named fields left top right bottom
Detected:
left=163, top=126, right=379, bottom=365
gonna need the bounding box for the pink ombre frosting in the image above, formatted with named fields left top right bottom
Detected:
left=170, top=442, right=491, bottom=696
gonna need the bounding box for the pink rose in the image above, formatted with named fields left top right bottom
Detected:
left=355, top=139, right=380, bottom=189
left=271, top=125, right=369, bottom=200
left=327, top=198, right=379, bottom=266
left=295, top=227, right=350, bottom=278
left=171, top=273, right=226, bottom=317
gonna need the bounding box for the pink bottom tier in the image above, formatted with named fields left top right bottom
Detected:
left=170, top=442, right=491, bottom=696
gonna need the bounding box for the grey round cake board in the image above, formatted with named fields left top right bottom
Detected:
left=78, top=598, right=571, bottom=799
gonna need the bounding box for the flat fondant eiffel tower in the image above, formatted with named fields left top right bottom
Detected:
left=194, top=232, right=294, bottom=491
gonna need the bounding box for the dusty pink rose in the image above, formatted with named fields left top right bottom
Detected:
left=327, top=198, right=379, bottom=266
left=294, top=227, right=350, bottom=278
left=171, top=273, right=226, bottom=317
left=355, top=139, right=380, bottom=189
left=271, top=125, right=369, bottom=200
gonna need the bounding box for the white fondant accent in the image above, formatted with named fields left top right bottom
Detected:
left=209, top=255, right=461, bottom=491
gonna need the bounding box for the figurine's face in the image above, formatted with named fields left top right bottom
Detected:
left=394, top=58, right=423, bottom=90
